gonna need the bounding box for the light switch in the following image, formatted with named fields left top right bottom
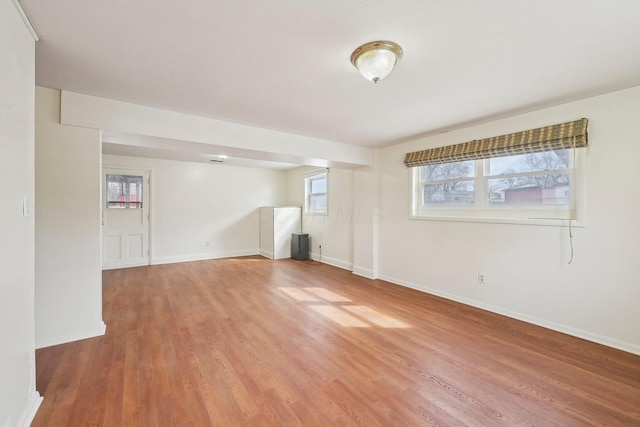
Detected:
left=23, top=197, right=31, bottom=218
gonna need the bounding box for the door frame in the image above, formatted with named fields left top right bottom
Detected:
left=101, top=165, right=153, bottom=269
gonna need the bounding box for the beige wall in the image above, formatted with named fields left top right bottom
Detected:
left=103, top=154, right=288, bottom=264
left=287, top=167, right=355, bottom=270
left=35, top=87, right=105, bottom=348
left=372, top=85, right=640, bottom=354
left=0, top=1, right=41, bottom=425
left=351, top=157, right=380, bottom=279
left=294, top=85, right=640, bottom=354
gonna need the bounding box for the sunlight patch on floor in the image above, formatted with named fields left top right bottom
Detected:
left=343, top=305, right=410, bottom=328
left=304, top=287, right=352, bottom=302
left=277, top=287, right=323, bottom=301
left=278, top=286, right=411, bottom=328
left=309, top=305, right=370, bottom=327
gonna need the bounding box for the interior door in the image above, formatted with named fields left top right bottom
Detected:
left=102, top=168, right=150, bottom=270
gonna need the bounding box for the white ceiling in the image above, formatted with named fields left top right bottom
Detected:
left=21, top=0, right=640, bottom=166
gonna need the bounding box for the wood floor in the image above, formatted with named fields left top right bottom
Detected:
left=33, top=256, right=640, bottom=426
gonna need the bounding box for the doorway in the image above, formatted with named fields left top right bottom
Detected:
left=102, top=167, right=150, bottom=269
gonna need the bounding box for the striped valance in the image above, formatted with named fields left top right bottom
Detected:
left=403, top=118, right=588, bottom=167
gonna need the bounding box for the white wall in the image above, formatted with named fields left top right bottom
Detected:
left=351, top=154, right=381, bottom=279
left=0, top=1, right=41, bottom=425
left=372, top=85, right=640, bottom=354
left=287, top=167, right=354, bottom=270
left=103, top=155, right=288, bottom=264
left=35, top=87, right=106, bottom=348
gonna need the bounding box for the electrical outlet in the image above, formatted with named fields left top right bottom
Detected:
left=478, top=273, right=486, bottom=284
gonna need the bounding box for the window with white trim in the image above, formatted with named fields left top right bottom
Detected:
left=305, top=171, right=328, bottom=214
left=406, top=119, right=588, bottom=223
left=412, top=149, right=581, bottom=220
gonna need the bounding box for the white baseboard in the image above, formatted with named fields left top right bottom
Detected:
left=309, top=252, right=353, bottom=271
left=35, top=321, right=107, bottom=349
left=259, top=249, right=274, bottom=259
left=17, top=390, right=43, bottom=427
left=102, top=261, right=148, bottom=270
left=352, top=266, right=376, bottom=279
left=378, top=274, right=640, bottom=357
left=151, top=249, right=259, bottom=265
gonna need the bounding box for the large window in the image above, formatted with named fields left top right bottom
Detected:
left=407, top=119, right=588, bottom=224
left=305, top=171, right=328, bottom=214
left=412, top=149, right=582, bottom=222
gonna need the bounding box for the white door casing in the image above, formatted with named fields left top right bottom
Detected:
left=102, top=168, right=150, bottom=269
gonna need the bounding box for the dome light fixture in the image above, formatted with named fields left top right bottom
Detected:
left=350, top=40, right=403, bottom=84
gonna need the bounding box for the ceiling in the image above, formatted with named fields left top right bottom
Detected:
left=21, top=0, right=640, bottom=167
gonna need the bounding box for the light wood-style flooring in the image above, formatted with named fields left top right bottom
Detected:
left=33, top=256, right=640, bottom=426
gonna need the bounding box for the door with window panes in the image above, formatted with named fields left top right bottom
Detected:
left=102, top=168, right=150, bottom=269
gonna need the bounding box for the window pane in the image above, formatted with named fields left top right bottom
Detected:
left=106, top=175, right=143, bottom=209
left=488, top=175, right=571, bottom=205
left=488, top=150, right=570, bottom=175
left=129, top=181, right=141, bottom=203
left=423, top=181, right=474, bottom=205
left=310, top=194, right=327, bottom=211
left=423, top=161, right=474, bottom=182
left=310, top=177, right=326, bottom=194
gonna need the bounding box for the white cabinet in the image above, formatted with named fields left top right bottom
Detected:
left=259, top=206, right=302, bottom=259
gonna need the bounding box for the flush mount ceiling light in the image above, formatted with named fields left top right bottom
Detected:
left=350, top=40, right=403, bottom=84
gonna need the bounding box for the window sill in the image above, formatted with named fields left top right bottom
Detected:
left=305, top=211, right=328, bottom=216
left=409, top=213, right=584, bottom=227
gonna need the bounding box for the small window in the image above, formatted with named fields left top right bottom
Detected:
left=106, top=174, right=143, bottom=209
left=305, top=171, right=328, bottom=214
